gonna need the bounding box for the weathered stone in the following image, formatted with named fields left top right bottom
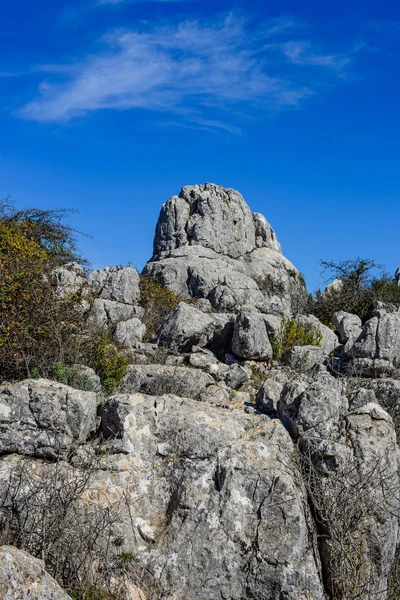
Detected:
left=53, top=262, right=85, bottom=297
left=119, top=364, right=214, bottom=399
left=98, top=392, right=326, bottom=600
left=0, top=546, right=70, bottom=599
left=0, top=379, right=98, bottom=459
left=232, top=312, right=273, bottom=361
left=114, top=317, right=146, bottom=348
left=224, top=363, right=250, bottom=390
left=284, top=345, right=325, bottom=371
left=349, top=316, right=378, bottom=359
left=332, top=310, right=363, bottom=352
left=296, top=314, right=338, bottom=356
left=88, top=298, right=143, bottom=330
left=256, top=379, right=283, bottom=416
left=87, top=266, right=140, bottom=305
left=158, top=302, right=233, bottom=354
left=144, top=184, right=305, bottom=315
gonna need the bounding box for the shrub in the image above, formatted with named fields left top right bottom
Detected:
left=270, top=318, right=323, bottom=360
left=310, top=258, right=400, bottom=325
left=0, top=200, right=87, bottom=381
left=139, top=275, right=180, bottom=341
left=84, top=334, right=131, bottom=395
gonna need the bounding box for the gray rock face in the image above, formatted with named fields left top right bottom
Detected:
left=296, top=314, right=338, bottom=356
left=277, top=371, right=399, bottom=599
left=114, top=317, right=146, bottom=348
left=284, top=345, right=325, bottom=371
left=0, top=379, right=98, bottom=459
left=343, top=309, right=400, bottom=375
left=87, top=266, right=140, bottom=305
left=157, top=302, right=233, bottom=354
left=232, top=312, right=273, bottom=361
left=119, top=364, right=214, bottom=399
left=332, top=310, right=363, bottom=353
left=145, top=184, right=305, bottom=315
left=98, top=392, right=326, bottom=600
left=0, top=546, right=70, bottom=599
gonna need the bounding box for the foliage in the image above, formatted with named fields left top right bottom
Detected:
left=139, top=275, right=180, bottom=341
left=270, top=318, right=323, bottom=360
left=310, top=258, right=400, bottom=325
left=84, top=334, right=130, bottom=395
left=0, top=201, right=87, bottom=381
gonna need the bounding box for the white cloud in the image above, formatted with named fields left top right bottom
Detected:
left=20, top=13, right=356, bottom=129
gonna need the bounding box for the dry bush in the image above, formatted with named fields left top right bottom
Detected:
left=0, top=449, right=138, bottom=599
left=299, top=442, right=399, bottom=599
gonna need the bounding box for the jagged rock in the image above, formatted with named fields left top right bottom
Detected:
left=53, top=262, right=85, bottom=297
left=223, top=363, right=250, bottom=390
left=349, top=316, right=379, bottom=359
left=0, top=379, right=98, bottom=459
left=144, top=184, right=305, bottom=315
left=157, top=302, right=234, bottom=354
left=332, top=310, right=363, bottom=352
left=114, top=317, right=146, bottom=348
left=0, top=546, right=70, bottom=599
left=88, top=298, right=143, bottom=329
left=188, top=347, right=219, bottom=370
left=87, top=266, right=140, bottom=305
left=284, top=345, right=325, bottom=371
left=232, top=312, right=273, bottom=361
left=70, top=364, right=101, bottom=391
left=256, top=380, right=283, bottom=416
left=296, top=314, right=338, bottom=356
left=119, top=364, right=214, bottom=399
left=98, top=392, right=326, bottom=599
left=277, top=371, right=399, bottom=599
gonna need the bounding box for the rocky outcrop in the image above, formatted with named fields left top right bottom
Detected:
left=0, top=546, right=70, bottom=599
left=144, top=184, right=306, bottom=315
left=335, top=308, right=400, bottom=375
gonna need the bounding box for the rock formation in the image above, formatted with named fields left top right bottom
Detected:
left=1, top=183, right=400, bottom=599
left=144, top=183, right=306, bottom=315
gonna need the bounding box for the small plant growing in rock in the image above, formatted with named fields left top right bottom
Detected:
left=139, top=275, right=180, bottom=341
left=84, top=334, right=130, bottom=395
left=270, top=318, right=322, bottom=360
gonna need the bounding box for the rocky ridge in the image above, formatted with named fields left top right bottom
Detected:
left=1, top=184, right=400, bottom=600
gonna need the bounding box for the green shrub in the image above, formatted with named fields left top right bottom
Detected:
left=310, top=258, right=400, bottom=325
left=139, top=275, right=180, bottom=341
left=85, top=335, right=130, bottom=395
left=270, top=318, right=323, bottom=360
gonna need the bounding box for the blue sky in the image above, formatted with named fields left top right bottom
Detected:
left=1, top=0, right=400, bottom=292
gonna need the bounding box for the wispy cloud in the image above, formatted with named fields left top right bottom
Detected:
left=20, top=13, right=358, bottom=129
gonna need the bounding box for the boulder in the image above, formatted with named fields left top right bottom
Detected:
left=119, top=364, right=214, bottom=399
left=144, top=184, right=305, bottom=315
left=0, top=546, right=70, bottom=599
left=284, top=345, right=325, bottom=371
left=232, top=312, right=273, bottom=361
left=98, top=392, right=326, bottom=599
left=157, top=302, right=233, bottom=354
left=296, top=314, right=338, bottom=356
left=256, top=379, right=283, bottom=416
left=332, top=310, right=363, bottom=352
left=0, top=379, right=98, bottom=459
left=87, top=266, right=140, bottom=305
left=114, top=317, right=146, bottom=348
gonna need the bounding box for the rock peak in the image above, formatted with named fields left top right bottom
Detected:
left=153, top=183, right=281, bottom=260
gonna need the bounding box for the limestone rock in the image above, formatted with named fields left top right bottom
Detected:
left=332, top=310, right=363, bottom=352
left=232, top=312, right=273, bottom=361
left=284, top=345, right=325, bottom=371
left=114, top=317, right=146, bottom=348
left=87, top=266, right=140, bottom=305
left=0, top=379, right=98, bottom=459
left=119, top=364, right=214, bottom=399
left=0, top=546, right=70, bottom=599
left=296, top=314, right=338, bottom=356
left=144, top=184, right=305, bottom=315
left=98, top=392, right=326, bottom=600
left=157, top=302, right=233, bottom=354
